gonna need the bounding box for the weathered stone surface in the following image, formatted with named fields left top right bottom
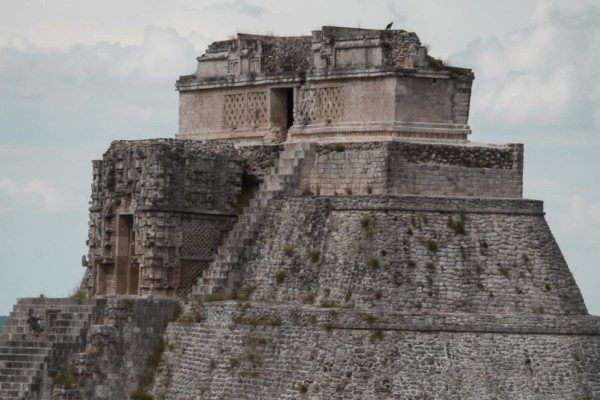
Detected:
left=152, top=303, right=600, bottom=400
left=176, top=26, right=473, bottom=143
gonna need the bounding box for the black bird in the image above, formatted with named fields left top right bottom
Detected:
left=385, top=22, right=393, bottom=30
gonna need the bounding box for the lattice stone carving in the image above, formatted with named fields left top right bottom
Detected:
left=178, top=259, right=208, bottom=296
left=297, top=86, right=343, bottom=125
left=223, top=91, right=268, bottom=129
left=180, top=218, right=217, bottom=260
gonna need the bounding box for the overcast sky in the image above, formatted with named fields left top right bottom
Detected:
left=0, top=0, right=599, bottom=315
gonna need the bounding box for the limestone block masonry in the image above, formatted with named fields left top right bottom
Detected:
left=3, top=25, right=600, bottom=400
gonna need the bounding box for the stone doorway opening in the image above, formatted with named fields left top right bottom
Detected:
left=270, top=87, right=295, bottom=138
left=115, top=214, right=137, bottom=295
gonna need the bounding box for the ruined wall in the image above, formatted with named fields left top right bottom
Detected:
left=237, top=196, right=585, bottom=316
left=153, top=303, right=600, bottom=400
left=85, top=140, right=243, bottom=297
left=83, top=140, right=284, bottom=298
left=75, top=298, right=175, bottom=400
left=300, top=142, right=523, bottom=198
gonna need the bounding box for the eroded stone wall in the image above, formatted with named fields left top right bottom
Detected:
left=75, top=298, right=175, bottom=400
left=300, top=142, right=523, bottom=198
left=84, top=140, right=283, bottom=298
left=238, top=196, right=585, bottom=315
left=152, top=303, right=600, bottom=400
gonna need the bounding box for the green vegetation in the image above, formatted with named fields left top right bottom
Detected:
left=366, top=258, right=380, bottom=269
left=407, top=259, right=417, bottom=268
left=297, top=381, right=310, bottom=393
left=371, top=329, right=384, bottom=342
left=319, top=300, right=341, bottom=308
left=50, top=367, right=79, bottom=388
left=171, top=302, right=183, bottom=321
left=360, top=215, right=375, bottom=231
left=427, top=240, right=438, bottom=252
left=498, top=266, right=509, bottom=277
left=228, top=357, right=240, bottom=371
left=447, top=214, right=466, bottom=235
left=332, top=143, right=346, bottom=152
left=362, top=314, right=377, bottom=324
left=283, top=246, right=294, bottom=257
left=308, top=249, right=321, bottom=263
left=425, top=262, right=436, bottom=271
left=275, top=270, right=287, bottom=284
left=321, top=321, right=333, bottom=331
left=131, top=390, right=154, bottom=400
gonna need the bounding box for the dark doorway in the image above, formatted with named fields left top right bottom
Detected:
left=115, top=214, right=136, bottom=295
left=270, top=87, right=295, bottom=133
left=286, top=88, right=294, bottom=129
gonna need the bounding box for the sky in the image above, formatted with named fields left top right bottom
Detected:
left=0, top=0, right=599, bottom=315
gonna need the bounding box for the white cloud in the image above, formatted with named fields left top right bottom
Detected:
left=450, top=0, right=600, bottom=135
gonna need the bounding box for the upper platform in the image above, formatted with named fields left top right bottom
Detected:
left=176, top=26, right=474, bottom=145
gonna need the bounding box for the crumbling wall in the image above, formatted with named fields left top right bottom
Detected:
left=84, top=139, right=244, bottom=297
left=237, top=196, right=585, bottom=315
left=300, top=142, right=523, bottom=198
left=153, top=303, right=600, bottom=399
left=75, top=298, right=175, bottom=400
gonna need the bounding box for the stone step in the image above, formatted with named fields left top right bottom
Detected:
left=192, top=142, right=316, bottom=297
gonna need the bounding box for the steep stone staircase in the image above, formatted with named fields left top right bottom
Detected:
left=193, top=141, right=315, bottom=298
left=0, top=298, right=98, bottom=399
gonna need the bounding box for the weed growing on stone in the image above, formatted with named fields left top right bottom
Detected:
left=50, top=366, right=79, bottom=389
left=208, top=359, right=217, bottom=372
left=319, top=300, right=341, bottom=308
left=427, top=239, right=438, bottom=252
left=447, top=216, right=466, bottom=235
left=297, top=381, right=310, bottom=393
left=362, top=314, right=377, bottom=324
left=407, top=259, right=417, bottom=268
left=228, top=357, right=240, bottom=371
left=425, top=262, right=436, bottom=270
left=131, top=390, right=154, bottom=400
left=308, top=249, right=321, bottom=263
left=366, top=258, right=380, bottom=269
left=360, top=215, right=375, bottom=231
left=179, top=305, right=205, bottom=323
left=345, top=187, right=353, bottom=195
left=332, top=143, right=346, bottom=152
left=321, top=321, right=333, bottom=331
left=498, top=266, right=510, bottom=277
left=373, top=289, right=382, bottom=300
left=275, top=270, right=287, bottom=284
left=301, top=187, right=314, bottom=196
left=371, top=329, right=384, bottom=342
left=171, top=302, right=183, bottom=321
left=283, top=246, right=294, bottom=257
left=344, top=288, right=353, bottom=302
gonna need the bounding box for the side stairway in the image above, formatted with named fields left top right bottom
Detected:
left=193, top=141, right=316, bottom=298
left=0, top=298, right=98, bottom=400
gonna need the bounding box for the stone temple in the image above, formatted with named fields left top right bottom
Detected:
left=1, top=26, right=599, bottom=400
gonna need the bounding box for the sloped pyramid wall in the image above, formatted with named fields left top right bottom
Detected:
left=152, top=194, right=600, bottom=399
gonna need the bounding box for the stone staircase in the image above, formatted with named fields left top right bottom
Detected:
left=0, top=298, right=98, bottom=399
left=193, top=142, right=315, bottom=298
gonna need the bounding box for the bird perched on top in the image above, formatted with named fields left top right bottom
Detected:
left=385, top=22, right=393, bottom=30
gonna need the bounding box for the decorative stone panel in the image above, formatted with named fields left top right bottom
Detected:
left=296, top=86, right=343, bottom=125
left=222, top=91, right=268, bottom=129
